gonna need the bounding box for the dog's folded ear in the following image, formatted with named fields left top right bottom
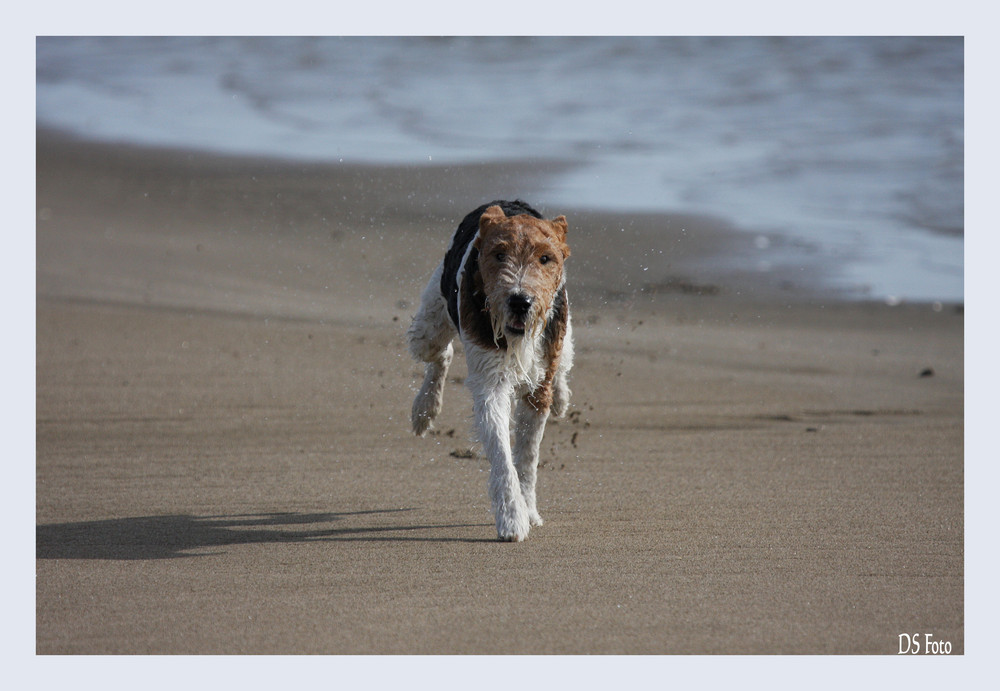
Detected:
left=480, top=205, right=506, bottom=228
left=550, top=215, right=568, bottom=236
left=550, top=215, right=570, bottom=259
left=472, top=204, right=507, bottom=249
left=475, top=205, right=506, bottom=248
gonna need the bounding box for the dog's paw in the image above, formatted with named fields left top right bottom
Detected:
left=497, top=529, right=528, bottom=542
left=411, top=393, right=440, bottom=437
left=495, top=501, right=531, bottom=542
left=411, top=410, right=432, bottom=437
left=528, top=510, right=544, bottom=527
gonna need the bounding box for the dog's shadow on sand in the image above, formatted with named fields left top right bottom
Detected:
left=36, top=510, right=496, bottom=560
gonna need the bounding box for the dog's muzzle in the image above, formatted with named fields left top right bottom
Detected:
left=506, top=293, right=533, bottom=335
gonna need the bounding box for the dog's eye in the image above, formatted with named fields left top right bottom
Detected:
left=495, top=252, right=506, bottom=262
left=539, top=255, right=550, bottom=265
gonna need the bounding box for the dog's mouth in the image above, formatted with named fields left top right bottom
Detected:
left=505, top=317, right=526, bottom=336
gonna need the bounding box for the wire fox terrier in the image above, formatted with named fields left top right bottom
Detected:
left=406, top=200, right=573, bottom=542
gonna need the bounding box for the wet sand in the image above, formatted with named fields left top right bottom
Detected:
left=36, top=130, right=963, bottom=655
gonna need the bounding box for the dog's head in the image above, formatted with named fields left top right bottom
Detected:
left=474, top=205, right=570, bottom=343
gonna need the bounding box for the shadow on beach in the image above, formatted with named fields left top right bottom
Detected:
left=37, top=510, right=495, bottom=560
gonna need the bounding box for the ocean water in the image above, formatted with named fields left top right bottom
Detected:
left=35, top=36, right=963, bottom=302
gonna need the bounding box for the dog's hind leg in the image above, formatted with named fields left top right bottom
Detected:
left=407, top=264, right=456, bottom=436
left=513, top=397, right=549, bottom=527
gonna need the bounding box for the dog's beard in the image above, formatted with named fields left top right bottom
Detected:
left=487, top=302, right=543, bottom=382
left=503, top=328, right=538, bottom=380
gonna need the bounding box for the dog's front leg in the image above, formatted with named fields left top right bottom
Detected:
left=472, top=379, right=530, bottom=542
left=513, top=397, right=548, bottom=527
left=411, top=342, right=453, bottom=436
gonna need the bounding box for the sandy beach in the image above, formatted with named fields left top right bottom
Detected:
left=36, top=130, right=963, bottom=654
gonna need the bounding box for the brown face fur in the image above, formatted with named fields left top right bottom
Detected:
left=473, top=205, right=570, bottom=341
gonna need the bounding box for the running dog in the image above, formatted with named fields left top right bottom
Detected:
left=406, top=200, right=573, bottom=542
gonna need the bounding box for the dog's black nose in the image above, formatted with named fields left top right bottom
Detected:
left=508, top=294, right=532, bottom=316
